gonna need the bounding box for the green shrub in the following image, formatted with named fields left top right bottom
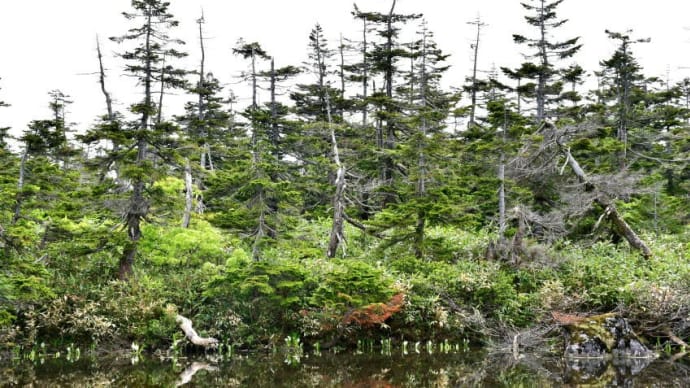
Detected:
left=139, top=220, right=228, bottom=267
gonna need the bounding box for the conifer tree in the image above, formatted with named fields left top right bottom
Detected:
left=371, top=1, right=421, bottom=182
left=369, top=21, right=460, bottom=257
left=348, top=1, right=422, bottom=211
left=511, top=0, right=581, bottom=122
left=291, top=24, right=345, bottom=123
left=349, top=4, right=377, bottom=126
left=259, top=58, right=300, bottom=155
left=224, top=41, right=299, bottom=260
left=597, top=30, right=649, bottom=169
left=82, top=0, right=188, bottom=280
left=0, top=79, right=10, bottom=150
left=233, top=40, right=269, bottom=111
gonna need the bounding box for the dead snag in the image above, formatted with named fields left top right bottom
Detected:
left=560, top=145, right=652, bottom=259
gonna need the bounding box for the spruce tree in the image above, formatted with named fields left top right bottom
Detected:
left=82, top=0, right=188, bottom=280
left=511, top=0, right=581, bottom=122
left=0, top=79, right=10, bottom=150
left=597, top=30, right=649, bottom=170
left=368, top=21, right=460, bottom=257
left=224, top=41, right=299, bottom=260
left=291, top=24, right=345, bottom=123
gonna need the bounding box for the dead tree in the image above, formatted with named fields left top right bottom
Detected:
left=467, top=16, right=486, bottom=128
left=326, top=90, right=346, bottom=258
left=495, top=120, right=653, bottom=260
left=558, top=143, right=652, bottom=258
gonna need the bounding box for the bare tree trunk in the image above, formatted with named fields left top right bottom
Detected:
left=323, top=68, right=347, bottom=256
left=467, top=17, right=485, bottom=128
left=362, top=18, right=368, bottom=126
left=195, top=13, right=208, bottom=213
left=327, top=162, right=346, bottom=258
left=339, top=34, right=346, bottom=118
left=182, top=158, right=193, bottom=228
left=516, top=78, right=522, bottom=115
left=251, top=47, right=258, bottom=109
left=12, top=149, right=28, bottom=224
left=96, top=36, right=114, bottom=121
left=96, top=36, right=122, bottom=183
left=536, top=0, right=548, bottom=122
left=384, top=0, right=396, bottom=152
left=156, top=55, right=166, bottom=126
left=413, top=26, right=429, bottom=258
left=270, top=57, right=278, bottom=149
left=498, top=108, right=508, bottom=241
left=498, top=159, right=506, bottom=240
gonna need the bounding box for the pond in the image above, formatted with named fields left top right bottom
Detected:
left=2, top=349, right=690, bottom=387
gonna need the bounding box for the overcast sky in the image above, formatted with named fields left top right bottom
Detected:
left=0, top=0, right=688, bottom=142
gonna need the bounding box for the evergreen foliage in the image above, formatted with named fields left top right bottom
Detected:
left=1, top=0, right=689, bottom=355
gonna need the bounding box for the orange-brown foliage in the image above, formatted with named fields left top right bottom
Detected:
left=343, top=293, right=405, bottom=328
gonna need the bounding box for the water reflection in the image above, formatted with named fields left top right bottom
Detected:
left=2, top=350, right=689, bottom=387
left=563, top=356, right=656, bottom=385
left=176, top=361, right=218, bottom=386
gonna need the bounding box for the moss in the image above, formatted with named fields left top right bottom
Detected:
left=566, top=313, right=617, bottom=353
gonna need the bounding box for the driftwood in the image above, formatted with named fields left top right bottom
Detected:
left=175, top=314, right=218, bottom=348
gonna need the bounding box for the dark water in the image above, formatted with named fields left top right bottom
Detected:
left=2, top=350, right=690, bottom=387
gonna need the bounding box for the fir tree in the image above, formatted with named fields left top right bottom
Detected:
left=511, top=0, right=581, bottom=122
left=0, top=78, right=10, bottom=150
left=82, top=0, right=188, bottom=280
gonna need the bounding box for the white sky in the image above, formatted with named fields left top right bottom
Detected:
left=0, top=0, right=688, bottom=141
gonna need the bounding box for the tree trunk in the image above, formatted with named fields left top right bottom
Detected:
left=339, top=34, right=346, bottom=117
left=327, top=164, right=346, bottom=258
left=498, top=160, right=506, bottom=240
left=252, top=190, right=267, bottom=261
left=96, top=36, right=114, bottom=121
left=120, top=11, right=152, bottom=281
left=362, top=18, right=368, bottom=126
left=414, top=211, right=425, bottom=258
left=12, top=149, right=28, bottom=224
left=182, top=158, right=193, bottom=228
left=251, top=47, right=258, bottom=109
left=536, top=0, right=548, bottom=122
left=196, top=13, right=208, bottom=212
left=270, top=57, right=278, bottom=149
left=468, top=17, right=484, bottom=127
left=414, top=28, right=429, bottom=258
left=96, top=35, right=122, bottom=184
left=323, top=47, right=347, bottom=258
left=156, top=55, right=166, bottom=126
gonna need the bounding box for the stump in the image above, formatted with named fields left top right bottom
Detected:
left=554, top=312, right=656, bottom=359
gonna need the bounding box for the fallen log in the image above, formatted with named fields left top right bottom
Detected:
left=175, top=314, right=218, bottom=349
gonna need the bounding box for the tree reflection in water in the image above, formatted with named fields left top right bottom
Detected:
left=2, top=350, right=689, bottom=386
